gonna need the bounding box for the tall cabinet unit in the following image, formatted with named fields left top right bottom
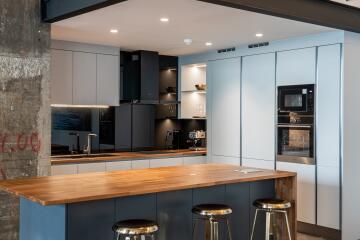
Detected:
left=275, top=47, right=317, bottom=225
left=241, top=53, right=276, bottom=169
left=316, top=44, right=341, bottom=230
left=208, top=58, right=241, bottom=165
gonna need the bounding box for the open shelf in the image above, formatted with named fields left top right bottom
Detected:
left=180, top=63, right=207, bottom=119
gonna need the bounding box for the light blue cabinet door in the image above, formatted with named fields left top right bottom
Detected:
left=97, top=54, right=120, bottom=106
left=316, top=44, right=341, bottom=230
left=208, top=57, right=241, bottom=158
left=242, top=53, right=276, bottom=162
left=73, top=51, right=97, bottom=105
left=276, top=47, right=316, bottom=86
left=317, top=44, right=341, bottom=168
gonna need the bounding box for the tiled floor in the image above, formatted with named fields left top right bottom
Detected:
left=298, top=233, right=328, bottom=240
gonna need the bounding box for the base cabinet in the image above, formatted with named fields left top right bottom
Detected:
left=150, top=158, right=183, bottom=168
left=276, top=162, right=316, bottom=224
left=183, top=156, right=206, bottom=165
left=78, top=162, right=106, bottom=174
left=51, top=165, right=78, bottom=176
left=211, top=155, right=240, bottom=166
left=242, top=158, right=274, bottom=170
left=51, top=156, right=206, bottom=175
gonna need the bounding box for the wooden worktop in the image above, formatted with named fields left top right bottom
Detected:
left=0, top=164, right=296, bottom=206
left=51, top=149, right=206, bottom=165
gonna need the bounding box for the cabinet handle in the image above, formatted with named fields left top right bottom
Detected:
left=277, top=124, right=312, bottom=129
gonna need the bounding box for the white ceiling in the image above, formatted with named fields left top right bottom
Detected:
left=52, top=0, right=333, bottom=56
left=330, top=0, right=360, bottom=8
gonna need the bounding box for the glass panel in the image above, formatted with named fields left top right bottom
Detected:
left=281, top=129, right=310, bottom=157
left=284, top=94, right=303, bottom=107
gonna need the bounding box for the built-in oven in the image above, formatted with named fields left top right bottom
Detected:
left=277, top=84, right=315, bottom=165
left=277, top=124, right=314, bottom=164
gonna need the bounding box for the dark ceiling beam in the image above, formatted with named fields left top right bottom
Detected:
left=197, top=0, right=360, bottom=33
left=42, top=0, right=127, bottom=23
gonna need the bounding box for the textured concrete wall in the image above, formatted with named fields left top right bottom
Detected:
left=0, top=0, right=51, bottom=239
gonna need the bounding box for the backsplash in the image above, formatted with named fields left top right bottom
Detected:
left=51, top=106, right=206, bottom=155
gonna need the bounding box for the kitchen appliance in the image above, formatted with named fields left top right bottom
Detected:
left=188, top=130, right=206, bottom=150
left=165, top=130, right=182, bottom=149
left=277, top=84, right=315, bottom=165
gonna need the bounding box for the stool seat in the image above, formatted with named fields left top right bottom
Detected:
left=112, top=219, right=159, bottom=235
left=192, top=204, right=233, bottom=217
left=253, top=198, right=291, bottom=210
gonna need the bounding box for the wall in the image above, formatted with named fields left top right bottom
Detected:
left=342, top=31, right=360, bottom=240
left=0, top=1, right=51, bottom=239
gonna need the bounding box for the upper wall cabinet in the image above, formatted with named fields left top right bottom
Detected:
left=50, top=49, right=73, bottom=104
left=73, top=52, right=97, bottom=105
left=242, top=53, right=276, bottom=162
left=51, top=40, right=120, bottom=106
left=276, top=47, right=316, bottom=86
left=97, top=54, right=120, bottom=106
left=208, top=58, right=241, bottom=158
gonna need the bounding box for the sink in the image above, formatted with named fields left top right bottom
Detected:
left=52, top=153, right=116, bottom=159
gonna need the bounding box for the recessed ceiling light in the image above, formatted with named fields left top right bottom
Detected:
left=255, top=33, right=264, bottom=38
left=184, top=38, right=193, bottom=45
left=160, top=17, right=169, bottom=22
left=205, top=42, right=213, bottom=46
left=110, top=29, right=118, bottom=33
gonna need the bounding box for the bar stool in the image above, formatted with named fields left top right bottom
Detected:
left=112, top=219, right=159, bottom=240
left=192, top=204, right=233, bottom=240
left=250, top=199, right=292, bottom=240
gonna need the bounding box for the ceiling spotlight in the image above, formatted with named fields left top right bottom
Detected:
left=160, top=18, right=169, bottom=22
left=110, top=29, right=118, bottom=33
left=184, top=38, right=193, bottom=45
left=255, top=33, right=264, bottom=38
left=205, top=42, right=213, bottom=46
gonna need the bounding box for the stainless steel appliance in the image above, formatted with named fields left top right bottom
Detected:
left=188, top=130, right=206, bottom=150
left=277, top=84, right=315, bottom=165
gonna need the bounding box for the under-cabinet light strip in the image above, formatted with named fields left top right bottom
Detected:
left=51, top=104, right=110, bottom=109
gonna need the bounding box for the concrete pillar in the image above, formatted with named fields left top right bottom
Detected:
left=0, top=0, right=51, bottom=239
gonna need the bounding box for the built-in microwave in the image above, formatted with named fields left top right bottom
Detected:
left=278, top=84, right=314, bottom=113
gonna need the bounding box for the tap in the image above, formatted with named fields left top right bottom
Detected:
left=69, top=132, right=80, bottom=154
left=84, top=133, right=97, bottom=155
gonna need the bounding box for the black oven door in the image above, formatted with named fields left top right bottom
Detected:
left=277, top=124, right=315, bottom=165
left=278, top=87, right=308, bottom=112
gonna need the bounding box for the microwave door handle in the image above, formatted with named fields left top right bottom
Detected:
left=277, top=124, right=312, bottom=128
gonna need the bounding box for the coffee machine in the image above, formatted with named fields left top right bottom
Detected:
left=188, top=130, right=206, bottom=150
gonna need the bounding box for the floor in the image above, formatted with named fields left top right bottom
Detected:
left=298, top=233, right=328, bottom=240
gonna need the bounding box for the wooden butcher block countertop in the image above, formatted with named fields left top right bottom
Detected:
left=51, top=149, right=207, bottom=165
left=0, top=164, right=296, bottom=206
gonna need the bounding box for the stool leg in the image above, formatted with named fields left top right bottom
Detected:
left=226, top=218, right=233, bottom=240
left=192, top=219, right=198, bottom=240
left=210, top=218, right=219, bottom=240
left=250, top=209, right=259, bottom=240
left=265, top=211, right=271, bottom=240
left=284, top=211, right=292, bottom=240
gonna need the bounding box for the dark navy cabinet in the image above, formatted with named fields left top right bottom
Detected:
left=20, top=180, right=275, bottom=240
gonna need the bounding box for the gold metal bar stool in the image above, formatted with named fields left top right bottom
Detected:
left=250, top=199, right=292, bottom=240
left=192, top=204, right=233, bottom=240
left=112, top=219, right=159, bottom=240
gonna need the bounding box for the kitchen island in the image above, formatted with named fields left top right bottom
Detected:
left=0, top=164, right=296, bottom=240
